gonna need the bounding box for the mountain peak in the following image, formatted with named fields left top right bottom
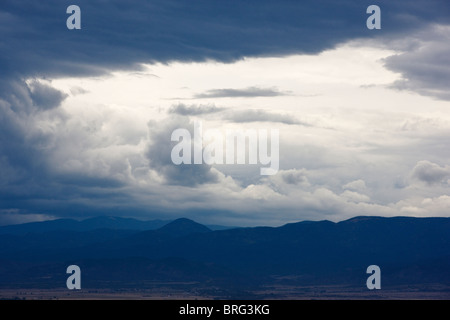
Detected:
left=157, top=218, right=211, bottom=237
left=340, top=216, right=385, bottom=223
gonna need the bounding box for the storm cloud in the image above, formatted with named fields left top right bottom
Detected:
left=2, top=0, right=449, bottom=80
left=384, top=25, right=450, bottom=100
left=28, top=80, right=68, bottom=110
left=1, top=1, right=450, bottom=225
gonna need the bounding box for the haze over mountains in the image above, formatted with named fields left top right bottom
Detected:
left=0, top=216, right=170, bottom=235
left=1, top=216, right=449, bottom=298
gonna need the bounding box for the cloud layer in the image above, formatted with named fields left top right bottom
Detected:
left=2, top=0, right=449, bottom=79
left=1, top=1, right=450, bottom=226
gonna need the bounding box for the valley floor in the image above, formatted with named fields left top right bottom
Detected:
left=2, top=283, right=450, bottom=300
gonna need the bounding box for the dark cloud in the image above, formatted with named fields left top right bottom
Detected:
left=226, top=109, right=307, bottom=126
left=169, top=103, right=224, bottom=116
left=411, top=160, right=450, bottom=185
left=0, top=80, right=55, bottom=173
left=146, top=116, right=219, bottom=186
left=2, top=0, right=449, bottom=81
left=28, top=80, right=68, bottom=110
left=383, top=25, right=450, bottom=101
left=0, top=78, right=132, bottom=221
left=194, top=87, right=289, bottom=99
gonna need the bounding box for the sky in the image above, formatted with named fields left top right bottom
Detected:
left=1, top=0, right=450, bottom=226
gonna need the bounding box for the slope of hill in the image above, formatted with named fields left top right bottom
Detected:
left=157, top=218, right=211, bottom=237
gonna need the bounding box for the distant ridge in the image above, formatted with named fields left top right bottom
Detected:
left=0, top=216, right=170, bottom=235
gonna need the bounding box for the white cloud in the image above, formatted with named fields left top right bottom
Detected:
left=395, top=195, right=450, bottom=217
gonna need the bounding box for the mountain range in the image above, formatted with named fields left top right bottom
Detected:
left=0, top=215, right=449, bottom=298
